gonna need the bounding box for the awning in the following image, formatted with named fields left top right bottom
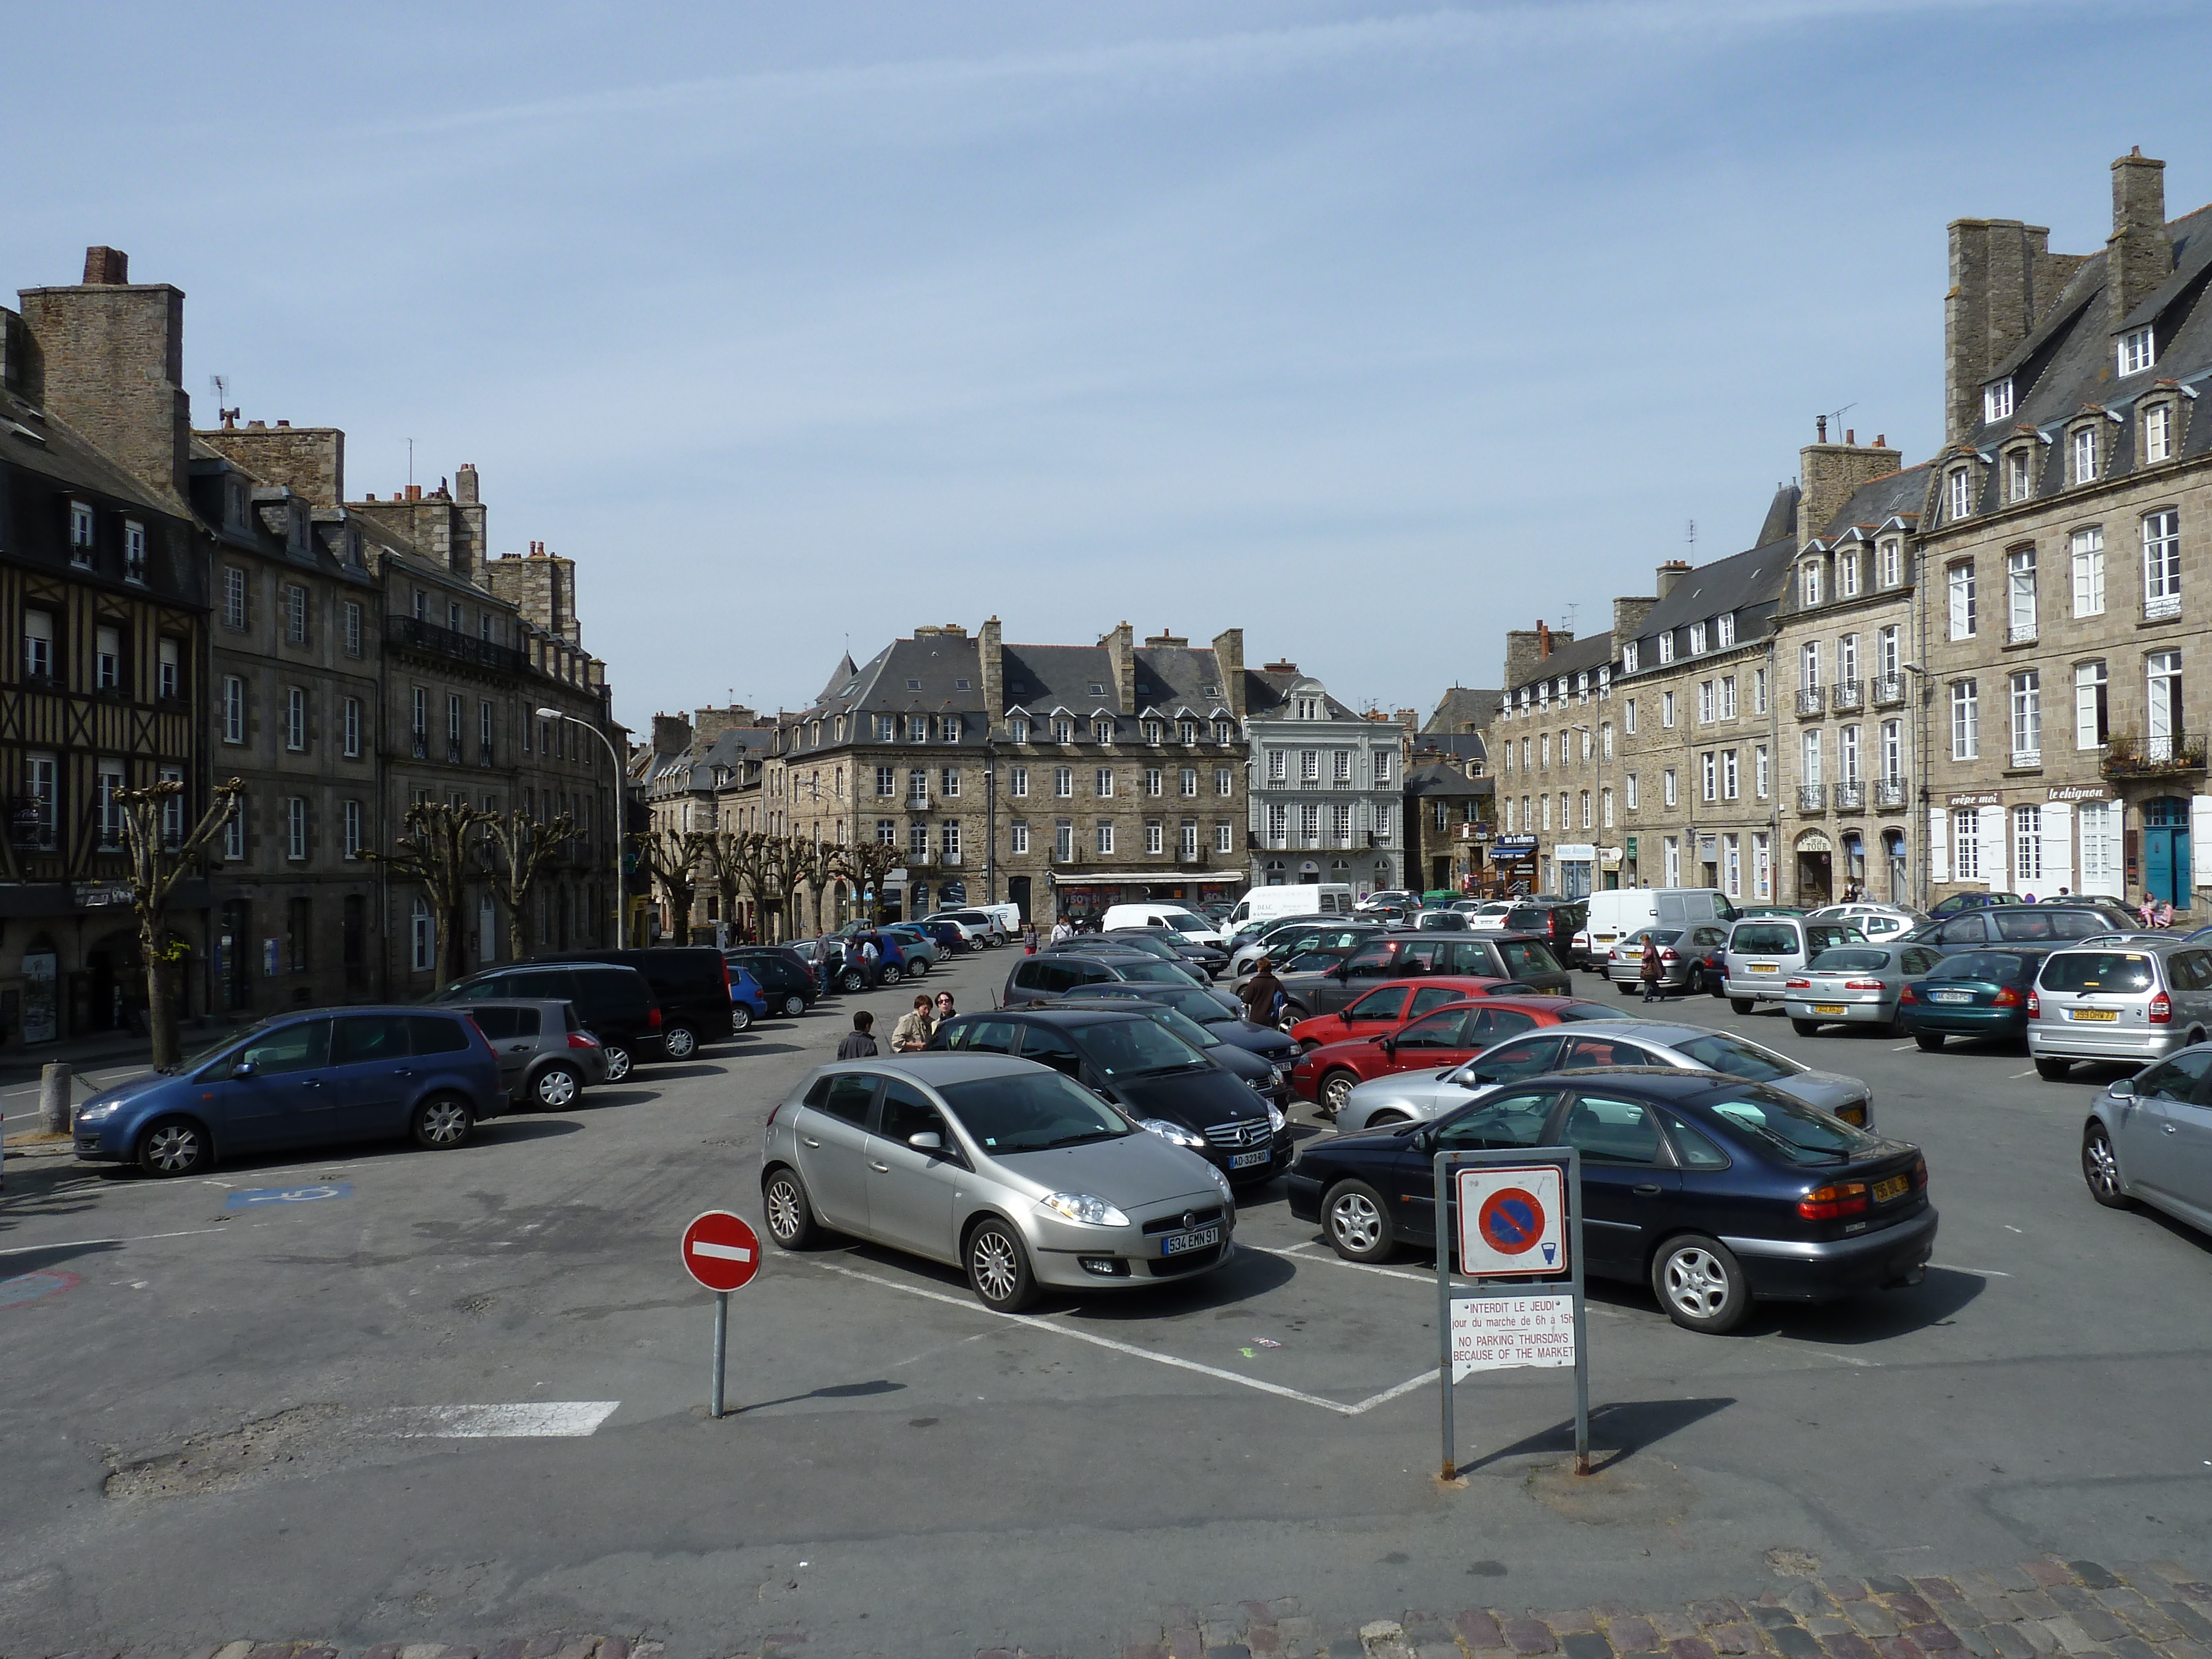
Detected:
left=1049, top=872, right=1250, bottom=889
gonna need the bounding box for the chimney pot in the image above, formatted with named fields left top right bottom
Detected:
left=1844, top=428, right=1854, bottom=445
left=1875, top=434, right=1886, bottom=446
left=276, top=419, right=290, bottom=428
left=1817, top=416, right=1828, bottom=441
left=81, top=246, right=128, bottom=285
left=405, top=483, right=422, bottom=502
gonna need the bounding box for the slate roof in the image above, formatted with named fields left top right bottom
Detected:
left=1423, top=687, right=1503, bottom=735
left=1616, top=483, right=1801, bottom=677
left=0, top=383, right=185, bottom=520
left=1000, top=643, right=1235, bottom=727
left=1503, top=629, right=1614, bottom=699
left=1244, top=669, right=1357, bottom=722
left=1405, top=759, right=1493, bottom=800
left=1806, top=462, right=1930, bottom=542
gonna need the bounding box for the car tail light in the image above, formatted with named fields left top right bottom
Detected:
left=1660, top=948, right=1678, bottom=962
left=648, top=1006, right=663, bottom=1029
left=1798, top=1181, right=1869, bottom=1220
left=568, top=1032, right=601, bottom=1050
left=1991, top=987, right=2022, bottom=1008
left=1784, top=977, right=1811, bottom=989
left=1898, top=985, right=1918, bottom=1005
left=1911, top=1156, right=1928, bottom=1191
left=2027, top=989, right=2040, bottom=1018
left=2150, top=992, right=2173, bottom=1024
left=1843, top=979, right=1886, bottom=991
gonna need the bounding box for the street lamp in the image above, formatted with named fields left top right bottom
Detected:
left=538, top=706, right=625, bottom=950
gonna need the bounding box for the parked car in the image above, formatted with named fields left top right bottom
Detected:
left=922, top=908, right=1012, bottom=946
left=1100, top=927, right=1228, bottom=978
left=1292, top=996, right=1620, bottom=1114
left=1463, top=901, right=1518, bottom=931
left=1583, top=888, right=1738, bottom=960
left=1229, top=920, right=1381, bottom=977
left=1911, top=903, right=2138, bottom=952
left=1928, top=891, right=2022, bottom=916
left=1782, top=943, right=1950, bottom=1035
left=1412, top=908, right=1471, bottom=931
left=1478, top=900, right=1589, bottom=967
left=1003, top=948, right=1211, bottom=1005
left=1356, top=889, right=1417, bottom=915
left=1733, top=905, right=1807, bottom=921
left=1332, top=1018, right=1872, bottom=1134
left=1603, top=926, right=1733, bottom=996
left=437, top=960, right=664, bottom=1081
left=759, top=1053, right=1237, bottom=1311
left=831, top=924, right=918, bottom=983
left=2081, top=1050, right=2212, bottom=1235
left=911, top=919, right=973, bottom=955
left=930, top=1005, right=1292, bottom=1185
left=1225, top=883, right=1354, bottom=931
left=540, top=946, right=738, bottom=1058
left=1288, top=1070, right=1932, bottom=1332
left=72, top=1008, right=506, bottom=1177
left=1806, top=904, right=1929, bottom=943
left=2029, top=941, right=2212, bottom=1078
left=463, top=999, right=609, bottom=1110
left=1055, top=997, right=1290, bottom=1107
left=1721, top=917, right=1868, bottom=1012
left=1898, top=948, right=2057, bottom=1050
left=883, top=925, right=941, bottom=973
left=1271, top=931, right=1572, bottom=1018
left=1072, top=979, right=1297, bottom=1065
left=1102, top=902, right=1230, bottom=947
left=725, top=948, right=820, bottom=1017
left=1286, top=976, right=1529, bottom=1050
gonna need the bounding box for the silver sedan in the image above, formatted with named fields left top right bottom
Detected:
left=1334, top=1018, right=1875, bottom=1133
left=760, top=1053, right=1237, bottom=1312
left=1783, top=944, right=1950, bottom=1036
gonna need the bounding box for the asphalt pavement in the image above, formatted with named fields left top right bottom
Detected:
left=2, top=947, right=2208, bottom=1659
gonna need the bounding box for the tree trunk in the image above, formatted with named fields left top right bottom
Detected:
left=142, top=916, right=181, bottom=1072
left=442, top=895, right=470, bottom=984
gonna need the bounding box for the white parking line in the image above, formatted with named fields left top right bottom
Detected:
left=1929, top=1261, right=2013, bottom=1277
left=2009, top=1070, right=2038, bottom=1079
left=1242, top=1242, right=1433, bottom=1285
left=804, top=1258, right=1436, bottom=1416
left=391, top=1401, right=619, bottom=1437
left=0, top=1225, right=233, bottom=1260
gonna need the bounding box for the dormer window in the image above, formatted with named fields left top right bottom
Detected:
left=1093, top=717, right=1114, bottom=743
left=1985, top=378, right=2014, bottom=423
left=1142, top=718, right=1162, bottom=745
left=69, top=501, right=95, bottom=564
left=1947, top=467, right=1974, bottom=520
left=1213, top=719, right=1232, bottom=742
left=2004, top=448, right=2032, bottom=503
left=1839, top=552, right=1860, bottom=598
left=1688, top=622, right=1707, bottom=654
left=1657, top=633, right=1675, bottom=665
left=1009, top=716, right=1029, bottom=743
left=2070, top=425, right=2100, bottom=486
left=1537, top=682, right=1550, bottom=708
left=1878, top=539, right=1902, bottom=587
left=2119, top=327, right=2156, bottom=377
left=909, top=715, right=929, bottom=742
left=2145, top=401, right=2175, bottom=463
left=1053, top=717, right=1074, bottom=744
left=1182, top=719, right=1201, bottom=744
left=1294, top=696, right=1319, bottom=719
left=123, top=520, right=147, bottom=583
left=1621, top=642, right=1639, bottom=675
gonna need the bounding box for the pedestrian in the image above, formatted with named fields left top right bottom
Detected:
left=934, top=989, right=956, bottom=1026
left=2057, top=887, right=2071, bottom=899
left=1024, top=923, right=1039, bottom=954
left=859, top=933, right=881, bottom=982
left=1240, top=956, right=1286, bottom=1030
left=891, top=994, right=935, bottom=1052
left=1050, top=917, right=1073, bottom=944
left=837, top=1010, right=879, bottom=1060
left=1640, top=933, right=1664, bottom=1003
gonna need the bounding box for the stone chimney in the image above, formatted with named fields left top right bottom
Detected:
left=1144, top=631, right=1188, bottom=648
left=1503, top=628, right=1545, bottom=690
left=1100, top=621, right=1136, bottom=710
left=199, top=424, right=346, bottom=507
left=483, top=540, right=580, bottom=643
left=1261, top=660, right=1300, bottom=675
left=1943, top=213, right=2094, bottom=441
left=16, top=247, right=193, bottom=509
left=1611, top=595, right=1658, bottom=650
left=456, top=462, right=480, bottom=504
left=2109, top=148, right=2171, bottom=336
left=651, top=713, right=693, bottom=756
left=691, top=704, right=759, bottom=747
left=979, top=615, right=1005, bottom=726
left=1210, top=628, right=1245, bottom=721
left=1655, top=561, right=1692, bottom=601
left=1798, top=431, right=1901, bottom=546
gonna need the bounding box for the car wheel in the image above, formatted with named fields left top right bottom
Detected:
left=763, top=1166, right=824, bottom=1248
left=730, top=1004, right=754, bottom=1033
left=1323, top=1179, right=1395, bottom=1263
left=136, top=1115, right=210, bottom=1178
left=602, top=1042, right=633, bottom=1083
left=965, top=1217, right=1037, bottom=1312
left=1320, top=1069, right=1360, bottom=1113
left=1791, top=1018, right=1822, bottom=1036
left=1914, top=1032, right=1945, bottom=1052
left=2082, top=1121, right=2132, bottom=1209
left=662, top=1024, right=699, bottom=1061
left=1615, top=980, right=1637, bottom=996
left=1279, top=1002, right=1307, bottom=1025
left=1365, top=1110, right=1410, bottom=1127
left=411, top=1094, right=474, bottom=1151
left=840, top=968, right=868, bottom=993
left=2035, top=1057, right=2072, bottom=1080
left=532, top=1063, right=583, bottom=1110
left=1651, top=1233, right=1750, bottom=1334
left=1729, top=997, right=1755, bottom=1015
left=782, top=994, right=807, bottom=1018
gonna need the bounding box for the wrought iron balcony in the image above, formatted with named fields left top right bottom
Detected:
left=385, top=613, right=528, bottom=676
left=1797, top=784, right=1827, bottom=811
left=1871, top=675, right=1907, bottom=707
left=1830, top=680, right=1864, bottom=712
left=1796, top=687, right=1826, bottom=717
left=2103, top=731, right=2208, bottom=778
left=1833, top=780, right=1865, bottom=811
left=1875, top=779, right=1910, bottom=808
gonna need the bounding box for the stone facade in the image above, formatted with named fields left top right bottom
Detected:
left=1243, top=665, right=1405, bottom=896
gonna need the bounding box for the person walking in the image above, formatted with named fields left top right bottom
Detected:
left=1050, top=917, right=1073, bottom=944
left=891, top=994, right=935, bottom=1052
left=1640, top=933, right=1664, bottom=1003
left=1239, top=956, right=1286, bottom=1029
left=837, top=1010, right=879, bottom=1060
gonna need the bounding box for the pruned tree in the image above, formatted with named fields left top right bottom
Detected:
left=116, top=775, right=243, bottom=1072
left=366, top=800, right=494, bottom=985
left=833, top=837, right=904, bottom=924
left=478, top=808, right=581, bottom=959
left=797, top=837, right=841, bottom=935
left=689, top=827, right=759, bottom=945
left=631, top=826, right=698, bottom=945
left=745, top=832, right=809, bottom=943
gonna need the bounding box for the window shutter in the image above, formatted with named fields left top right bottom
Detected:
left=1978, top=805, right=2006, bottom=890
left=2193, top=797, right=2212, bottom=898
left=1928, top=808, right=1949, bottom=883
left=2039, top=802, right=2072, bottom=898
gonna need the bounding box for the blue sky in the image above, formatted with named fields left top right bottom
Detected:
left=9, top=2, right=2210, bottom=732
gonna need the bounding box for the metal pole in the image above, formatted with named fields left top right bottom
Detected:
left=540, top=709, right=625, bottom=948
left=711, top=1290, right=729, bottom=1418
left=1568, top=1147, right=1589, bottom=1475
left=1434, top=1149, right=1455, bottom=1480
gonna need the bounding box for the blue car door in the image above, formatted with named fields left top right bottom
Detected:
left=206, top=1018, right=336, bottom=1151
left=1556, top=1087, right=1682, bottom=1279
left=1389, top=1088, right=1562, bottom=1244
left=325, top=1014, right=420, bottom=1138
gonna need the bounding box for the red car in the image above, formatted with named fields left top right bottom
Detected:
left=1291, top=995, right=1621, bottom=1114
left=1287, top=975, right=1524, bottom=1051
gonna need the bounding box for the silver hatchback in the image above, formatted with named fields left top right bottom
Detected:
left=760, top=1053, right=1237, bottom=1311
left=2030, top=941, right=2212, bottom=1078
left=1724, top=918, right=1867, bottom=1011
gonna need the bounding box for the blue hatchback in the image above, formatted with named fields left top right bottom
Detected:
left=728, top=964, right=769, bottom=1029
left=72, top=1006, right=505, bottom=1178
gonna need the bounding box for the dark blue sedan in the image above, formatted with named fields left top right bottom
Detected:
left=71, top=1007, right=507, bottom=1177
left=1285, top=1068, right=1934, bottom=1333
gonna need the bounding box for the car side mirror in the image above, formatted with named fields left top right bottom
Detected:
left=907, top=1131, right=945, bottom=1152
left=232, top=1061, right=258, bottom=1079
left=1338, top=1008, right=1353, bottom=1023
left=2109, top=1078, right=2136, bottom=1100
left=1411, top=1125, right=1436, bottom=1152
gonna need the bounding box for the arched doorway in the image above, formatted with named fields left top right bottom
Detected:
left=76, top=927, right=145, bottom=1035
left=1794, top=830, right=1834, bottom=908
left=2142, top=797, right=2192, bottom=906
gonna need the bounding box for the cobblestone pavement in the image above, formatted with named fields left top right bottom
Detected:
left=23, top=1556, right=2211, bottom=1659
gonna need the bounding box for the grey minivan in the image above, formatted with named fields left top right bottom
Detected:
left=1724, top=917, right=1868, bottom=1013
left=2028, top=941, right=2212, bottom=1078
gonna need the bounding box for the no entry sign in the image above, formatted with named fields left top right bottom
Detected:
left=1454, top=1164, right=1566, bottom=1277
left=681, top=1211, right=761, bottom=1293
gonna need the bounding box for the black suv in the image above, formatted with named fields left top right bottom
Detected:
left=1275, top=930, right=1571, bottom=1016
left=725, top=948, right=819, bottom=1017
left=1495, top=900, right=1589, bottom=969
left=540, top=947, right=737, bottom=1060
left=928, top=1006, right=1292, bottom=1185
left=437, top=961, right=664, bottom=1082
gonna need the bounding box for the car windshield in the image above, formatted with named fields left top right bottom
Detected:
left=178, top=1021, right=275, bottom=1074
left=940, top=1072, right=1134, bottom=1152
left=1079, top=1018, right=1209, bottom=1077
left=1702, top=1091, right=1877, bottom=1165
left=1936, top=952, right=2028, bottom=983
left=1166, top=915, right=1209, bottom=932
left=1808, top=948, right=1894, bottom=973
left=1558, top=1001, right=1640, bottom=1021
left=1121, top=1004, right=1221, bottom=1048
left=2040, top=952, right=2157, bottom=994
left=1117, top=960, right=1198, bottom=984
left=1669, top=1032, right=1798, bottom=1082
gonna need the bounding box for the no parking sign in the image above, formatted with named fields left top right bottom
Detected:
left=1454, top=1164, right=1566, bottom=1277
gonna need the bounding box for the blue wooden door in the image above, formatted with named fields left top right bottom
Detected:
left=2144, top=797, right=2191, bottom=905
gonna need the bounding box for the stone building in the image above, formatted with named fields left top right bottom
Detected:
left=1, top=251, right=209, bottom=1044
left=1489, top=618, right=1630, bottom=898
left=1242, top=662, right=1406, bottom=895
left=1403, top=749, right=1495, bottom=894
left=1918, top=149, right=2212, bottom=912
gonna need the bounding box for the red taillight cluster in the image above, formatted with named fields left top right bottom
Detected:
left=1784, top=977, right=1811, bottom=989
left=1912, top=1156, right=1929, bottom=1191
left=2026, top=990, right=2040, bottom=1018
left=648, top=1006, right=664, bottom=1029
left=1991, top=987, right=2022, bottom=1008
left=1661, top=948, right=1678, bottom=962
left=1898, top=985, right=1918, bottom=1005
left=568, top=1032, right=601, bottom=1050
left=2150, top=992, right=2173, bottom=1024
left=1843, top=979, right=1886, bottom=991
left=1798, top=1181, right=1870, bottom=1220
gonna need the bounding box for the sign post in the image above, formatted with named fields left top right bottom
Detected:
left=681, top=1211, right=761, bottom=1418
left=1434, top=1146, right=1589, bottom=1479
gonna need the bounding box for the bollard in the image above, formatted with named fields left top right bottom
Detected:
left=39, top=1063, right=71, bottom=1136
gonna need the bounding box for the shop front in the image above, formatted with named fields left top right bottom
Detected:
left=1049, top=872, right=1248, bottom=921
left=1553, top=842, right=1596, bottom=899
left=1488, top=834, right=1537, bottom=898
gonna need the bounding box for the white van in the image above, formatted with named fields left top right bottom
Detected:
left=1100, top=903, right=1228, bottom=946
left=1584, top=888, right=1738, bottom=959
left=1226, top=884, right=1354, bottom=931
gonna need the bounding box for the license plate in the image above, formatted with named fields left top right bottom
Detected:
left=1813, top=1003, right=1847, bottom=1015
left=2069, top=1008, right=2119, bottom=1022
left=1751, top=963, right=1779, bottom=973
left=1932, top=990, right=1971, bottom=1004
left=1161, top=1224, right=1222, bottom=1254
left=1228, top=1149, right=1270, bottom=1169
left=1871, top=1175, right=1908, bottom=1203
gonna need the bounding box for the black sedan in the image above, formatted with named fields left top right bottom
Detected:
left=930, top=1006, right=1293, bottom=1185
left=1069, top=979, right=1299, bottom=1066
left=1285, top=1068, right=1934, bottom=1333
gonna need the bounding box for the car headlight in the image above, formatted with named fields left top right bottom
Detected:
left=1138, top=1118, right=1207, bottom=1150
left=75, top=1099, right=121, bottom=1125
left=1206, top=1164, right=1234, bottom=1203
left=1037, top=1192, right=1131, bottom=1228
left=1266, top=1103, right=1286, bottom=1131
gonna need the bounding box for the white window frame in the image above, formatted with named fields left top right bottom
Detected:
left=2009, top=670, right=2041, bottom=766
left=1948, top=468, right=1973, bottom=520
left=2071, top=528, right=2106, bottom=617
left=2143, top=509, right=2182, bottom=618
left=2145, top=401, right=2174, bottom=463
left=2007, top=546, right=2037, bottom=643
left=285, top=686, right=307, bottom=752
left=222, top=674, right=246, bottom=744
left=2005, top=450, right=2032, bottom=504
left=1754, top=745, right=1771, bottom=799
left=1948, top=561, right=1977, bottom=640
left=2119, top=326, right=2155, bottom=376
left=1214, top=822, right=1234, bottom=854
left=1985, top=378, right=2013, bottom=422
left=1950, top=680, right=1979, bottom=761
left=2070, top=425, right=2099, bottom=486
left=2075, top=661, right=2107, bottom=750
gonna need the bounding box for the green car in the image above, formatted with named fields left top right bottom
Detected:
left=1898, top=948, right=2055, bottom=1048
